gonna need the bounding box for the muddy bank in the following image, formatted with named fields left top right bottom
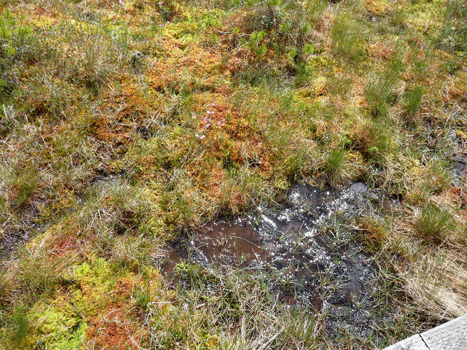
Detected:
left=160, top=182, right=395, bottom=343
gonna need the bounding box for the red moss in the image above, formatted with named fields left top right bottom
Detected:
left=85, top=278, right=143, bottom=348
left=87, top=308, right=142, bottom=349
left=52, top=237, right=76, bottom=257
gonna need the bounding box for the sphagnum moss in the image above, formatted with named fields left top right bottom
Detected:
left=0, top=0, right=466, bottom=348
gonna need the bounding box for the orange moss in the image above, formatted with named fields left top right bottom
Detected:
left=86, top=278, right=142, bottom=349
left=187, top=161, right=227, bottom=198
left=87, top=0, right=121, bottom=10
left=363, top=0, right=389, bottom=14
left=149, top=41, right=225, bottom=93
left=215, top=84, right=234, bottom=97
left=368, top=43, right=394, bottom=60
left=444, top=187, right=467, bottom=219
left=89, top=115, right=130, bottom=144
left=191, top=97, right=272, bottom=174
left=31, top=6, right=58, bottom=21
left=358, top=219, right=386, bottom=248
left=88, top=313, right=139, bottom=349
left=179, top=46, right=222, bottom=76
left=224, top=47, right=254, bottom=75
left=12, top=4, right=61, bottom=24
left=221, top=9, right=248, bottom=33
left=51, top=237, right=76, bottom=257
left=450, top=74, right=467, bottom=102
left=85, top=75, right=164, bottom=150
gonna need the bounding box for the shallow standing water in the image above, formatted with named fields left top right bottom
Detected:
left=160, top=182, right=392, bottom=343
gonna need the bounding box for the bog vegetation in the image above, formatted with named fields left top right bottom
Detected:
left=0, top=0, right=466, bottom=348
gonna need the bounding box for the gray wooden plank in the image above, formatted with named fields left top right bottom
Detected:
left=382, top=334, right=429, bottom=350
left=420, top=314, right=467, bottom=350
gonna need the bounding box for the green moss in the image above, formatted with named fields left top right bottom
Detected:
left=22, top=259, right=113, bottom=347
left=68, top=258, right=116, bottom=317
left=22, top=258, right=148, bottom=347
left=27, top=298, right=87, bottom=349
left=73, top=258, right=111, bottom=285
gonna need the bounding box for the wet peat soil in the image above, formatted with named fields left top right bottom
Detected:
left=0, top=203, right=40, bottom=261
left=160, top=182, right=398, bottom=344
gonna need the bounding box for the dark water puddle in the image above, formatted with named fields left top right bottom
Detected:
left=191, top=220, right=268, bottom=267
left=159, top=182, right=391, bottom=343
left=0, top=203, right=42, bottom=261
left=452, top=154, right=467, bottom=185
left=0, top=227, right=30, bottom=260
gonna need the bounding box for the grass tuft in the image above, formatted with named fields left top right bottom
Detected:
left=414, top=203, right=455, bottom=245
